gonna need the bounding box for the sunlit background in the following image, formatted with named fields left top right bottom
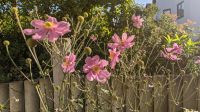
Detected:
left=135, top=0, right=152, bottom=5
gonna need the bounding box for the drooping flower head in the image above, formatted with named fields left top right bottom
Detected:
left=83, top=55, right=111, bottom=83
left=132, top=15, right=144, bottom=29
left=24, top=16, right=71, bottom=42
left=161, top=43, right=183, bottom=61
left=108, top=33, right=135, bottom=52
left=109, top=49, right=120, bottom=69
left=61, top=53, right=76, bottom=73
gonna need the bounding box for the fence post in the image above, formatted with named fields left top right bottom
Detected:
left=112, top=75, right=124, bottom=112
left=39, top=78, right=54, bottom=112
left=9, top=81, right=25, bottom=112
left=153, top=75, right=168, bottom=112
left=139, top=76, right=154, bottom=112
left=168, top=75, right=183, bottom=112
left=24, top=80, right=40, bottom=112
left=0, top=83, right=9, bottom=111
left=126, top=75, right=139, bottom=112
left=85, top=80, right=98, bottom=112
left=183, top=75, right=198, bottom=110
left=53, top=38, right=71, bottom=110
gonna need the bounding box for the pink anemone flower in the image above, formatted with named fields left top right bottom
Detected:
left=161, top=43, right=183, bottom=61
left=109, top=49, right=120, bottom=69
left=83, top=55, right=111, bottom=83
left=132, top=15, right=144, bottom=29
left=61, top=53, right=76, bottom=73
left=108, top=33, right=135, bottom=52
left=23, top=16, right=71, bottom=42
left=195, top=56, right=200, bottom=64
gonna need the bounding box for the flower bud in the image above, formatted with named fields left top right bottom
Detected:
left=78, top=16, right=84, bottom=23
left=26, top=38, right=37, bottom=48
left=83, top=12, right=89, bottom=18
left=11, top=7, right=18, bottom=14
left=84, top=47, right=92, bottom=55
left=3, top=40, right=10, bottom=46
left=26, top=58, right=32, bottom=65
left=44, top=14, right=49, bottom=19
left=84, top=29, right=90, bottom=37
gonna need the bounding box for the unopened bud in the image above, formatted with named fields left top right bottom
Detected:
left=84, top=29, right=90, bottom=37
left=3, top=40, right=10, bottom=46
left=78, top=16, right=84, bottom=23
left=84, top=47, right=92, bottom=55
left=83, top=12, right=89, bottom=18
left=26, top=58, right=32, bottom=64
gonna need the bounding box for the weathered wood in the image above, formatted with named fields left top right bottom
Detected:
left=97, top=82, right=111, bottom=112
left=85, top=80, right=98, bottom=112
left=139, top=76, right=153, bottom=112
left=24, top=80, right=40, bottom=112
left=9, top=81, right=25, bottom=112
left=112, top=75, right=124, bottom=112
left=153, top=75, right=168, bottom=112
left=168, top=75, right=183, bottom=112
left=70, top=74, right=83, bottom=111
left=0, top=83, right=9, bottom=112
left=53, top=38, right=71, bottom=109
left=126, top=76, right=139, bottom=112
left=183, top=75, right=198, bottom=110
left=39, top=78, right=54, bottom=112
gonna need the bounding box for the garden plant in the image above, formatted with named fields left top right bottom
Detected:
left=1, top=0, right=200, bottom=112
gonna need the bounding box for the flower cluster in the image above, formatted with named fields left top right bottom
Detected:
left=108, top=33, right=135, bottom=69
left=132, top=15, right=144, bottom=29
left=161, top=43, right=183, bottom=61
left=23, top=15, right=139, bottom=84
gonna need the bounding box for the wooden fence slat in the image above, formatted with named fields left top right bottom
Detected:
left=97, top=82, right=111, bottom=112
left=153, top=75, right=168, bottom=112
left=0, top=83, right=9, bottom=111
left=9, top=81, right=25, bottom=112
left=139, top=76, right=153, bottom=112
left=112, top=76, right=124, bottom=112
left=183, top=75, right=198, bottom=110
left=85, top=80, right=98, bottom=112
left=168, top=76, right=183, bottom=112
left=70, top=75, right=82, bottom=111
left=126, top=76, right=139, bottom=112
left=39, top=78, right=54, bottom=112
left=24, top=80, right=40, bottom=112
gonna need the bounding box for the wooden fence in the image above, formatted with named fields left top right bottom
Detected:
left=0, top=75, right=200, bottom=112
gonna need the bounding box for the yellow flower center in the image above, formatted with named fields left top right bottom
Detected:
left=44, top=22, right=54, bottom=28
left=63, top=60, right=70, bottom=66
left=109, top=52, right=115, bottom=60
left=92, top=65, right=100, bottom=74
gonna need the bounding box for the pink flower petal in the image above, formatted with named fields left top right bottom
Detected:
left=47, top=16, right=57, bottom=23
left=23, top=29, right=35, bottom=35
left=31, top=20, right=45, bottom=28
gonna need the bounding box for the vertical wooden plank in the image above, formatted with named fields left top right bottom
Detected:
left=112, top=75, right=124, bottom=112
left=126, top=76, right=139, bottom=112
left=97, top=82, right=112, bottom=112
left=0, top=83, right=9, bottom=111
left=153, top=75, right=168, bottom=112
left=24, top=80, right=40, bottom=112
left=39, top=78, right=54, bottom=112
left=139, top=76, right=153, bottom=112
left=168, top=75, right=183, bottom=112
left=9, top=81, right=25, bottom=112
left=183, top=75, right=198, bottom=110
left=85, top=80, right=97, bottom=112
left=70, top=75, right=83, bottom=111
left=53, top=39, right=71, bottom=109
